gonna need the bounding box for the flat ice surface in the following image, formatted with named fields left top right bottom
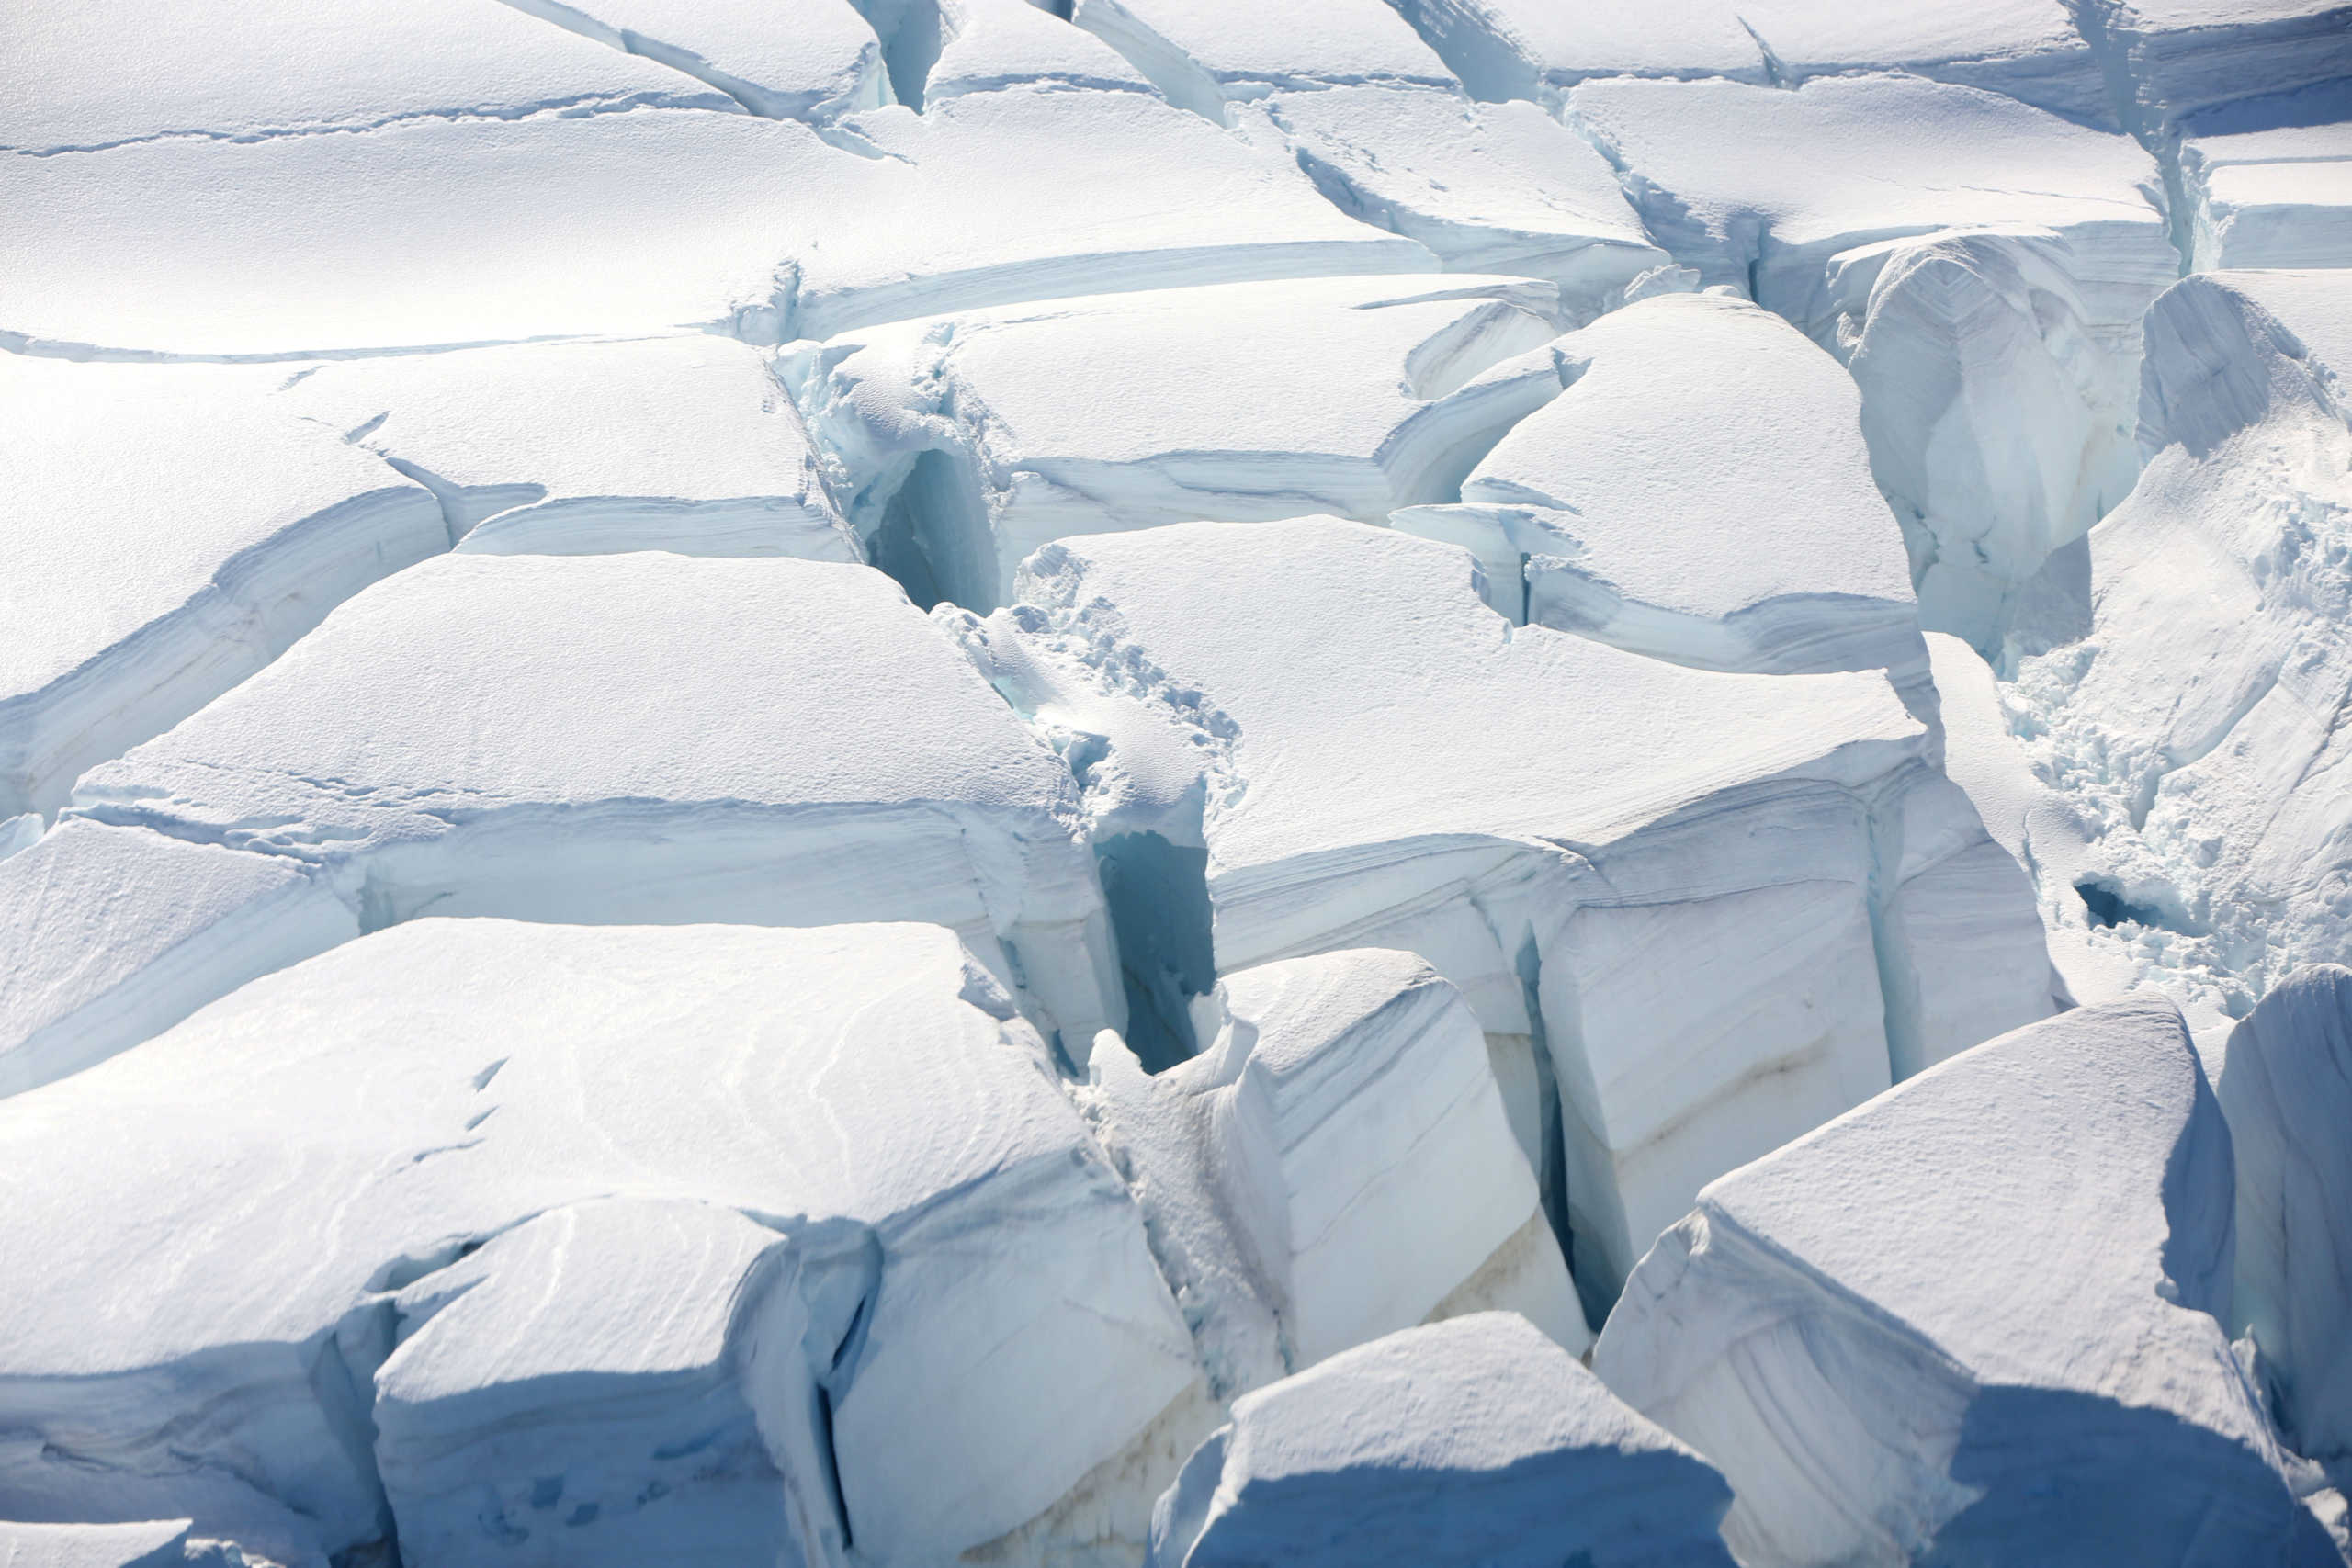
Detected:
left=1596, top=996, right=2335, bottom=1567
left=0, top=919, right=1197, bottom=1566
left=0, top=355, right=446, bottom=818
left=283, top=334, right=857, bottom=558
left=4, top=88, right=1421, bottom=359
left=1148, top=1313, right=1736, bottom=1568
left=1400, top=291, right=1922, bottom=687
left=967, top=517, right=2051, bottom=1291
left=71, top=552, right=1123, bottom=1044
left=791, top=274, right=1569, bottom=609
left=2014, top=270, right=2352, bottom=1016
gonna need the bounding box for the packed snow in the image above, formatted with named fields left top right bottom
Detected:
left=9, top=0, right=2352, bottom=1562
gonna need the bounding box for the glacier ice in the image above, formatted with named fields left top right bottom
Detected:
left=1148, top=1313, right=1737, bottom=1568
left=1395, top=289, right=1928, bottom=705
left=1080, top=948, right=1583, bottom=1398
left=1595, top=995, right=2335, bottom=1567
left=0, top=919, right=1198, bottom=1567
left=490, top=0, right=890, bottom=122
left=957, top=516, right=2052, bottom=1296
left=67, top=551, right=1124, bottom=1047
left=2186, top=118, right=2352, bottom=269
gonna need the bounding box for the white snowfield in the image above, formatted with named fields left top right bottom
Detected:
left=0, top=920, right=1201, bottom=1568
left=956, top=517, right=2053, bottom=1296
left=1148, top=1313, right=1739, bottom=1568
left=9, top=1, right=2352, bottom=1562
left=1595, top=996, right=2336, bottom=1567
left=65, top=552, right=1125, bottom=1052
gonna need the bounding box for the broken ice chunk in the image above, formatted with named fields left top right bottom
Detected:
left=1397, top=290, right=1927, bottom=705
left=0, top=819, right=356, bottom=1100
left=281, top=335, right=856, bottom=560
left=0, top=0, right=734, bottom=153
left=0, top=356, right=446, bottom=819
left=495, top=0, right=891, bottom=122
left=0, top=920, right=1202, bottom=1568
left=790, top=274, right=1566, bottom=610
left=70, top=552, right=1124, bottom=1046
left=1595, top=996, right=2334, bottom=1568
left=2219, top=964, right=2352, bottom=1469
left=919, top=0, right=1158, bottom=102
left=1148, top=1313, right=1738, bottom=1568
left=981, top=517, right=2052, bottom=1294
left=2184, top=118, right=2352, bottom=270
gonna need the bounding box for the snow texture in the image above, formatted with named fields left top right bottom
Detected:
left=0, top=919, right=1199, bottom=1567
left=1148, top=1313, right=1736, bottom=1568
left=67, top=552, right=1124, bottom=1048
left=958, top=517, right=2052, bottom=1295
left=1595, top=995, right=2336, bottom=1568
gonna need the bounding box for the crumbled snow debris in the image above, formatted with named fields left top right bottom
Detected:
left=0, top=0, right=736, bottom=155
left=1079, top=950, right=1583, bottom=1400
left=68, top=552, right=1125, bottom=1047
left=1595, top=996, right=2336, bottom=1568
left=969, top=517, right=2052, bottom=1294
left=2, top=88, right=1422, bottom=361
left=2012, top=270, right=2352, bottom=1018
left=2221, top=964, right=2352, bottom=1472
left=0, top=1520, right=245, bottom=1568
left=1149, top=1314, right=1738, bottom=1568
left=0, top=820, right=356, bottom=1100
left=0, top=920, right=1203, bottom=1568
left=788, top=274, right=1566, bottom=611
left=281, top=335, right=857, bottom=559
left=492, top=0, right=891, bottom=123
left=2184, top=118, right=2352, bottom=269
left=1380, top=0, right=2105, bottom=124
left=0, top=355, right=447, bottom=820
left=1396, top=290, right=1929, bottom=711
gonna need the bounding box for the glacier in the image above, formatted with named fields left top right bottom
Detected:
left=7, top=0, right=2352, bottom=1562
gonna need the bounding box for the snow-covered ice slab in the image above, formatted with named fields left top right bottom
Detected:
left=494, top=0, right=889, bottom=122
left=1148, top=1313, right=1738, bottom=1568
left=70, top=552, right=1124, bottom=1045
left=2185, top=119, right=2352, bottom=270
left=0, top=0, right=733, bottom=153
left=1080, top=949, right=1583, bottom=1401
left=0, top=1520, right=240, bottom=1568
left=4, top=85, right=1419, bottom=360
left=282, top=334, right=856, bottom=559
left=0, top=919, right=1200, bottom=1568
left=1395, top=291, right=1926, bottom=703
left=0, top=355, right=446, bottom=819
left=2219, top=964, right=2352, bottom=1469
left=792, top=275, right=1570, bottom=609
left=1383, top=0, right=2106, bottom=123
left=2013, top=270, right=2352, bottom=1014
left=2101, top=0, right=2352, bottom=133
left=1595, top=996, right=2335, bottom=1568
left=0, top=819, right=354, bottom=1100
left=914, top=0, right=1161, bottom=102
left=959, top=517, right=2053, bottom=1293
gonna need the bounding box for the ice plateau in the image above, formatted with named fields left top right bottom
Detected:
left=9, top=0, right=2352, bottom=1563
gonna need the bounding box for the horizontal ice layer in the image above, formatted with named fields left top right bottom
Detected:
left=0, top=1520, right=240, bottom=1568
left=1081, top=950, right=1583, bottom=1400
left=0, top=0, right=732, bottom=153
left=2012, top=270, right=2352, bottom=1013
left=0, top=919, right=1200, bottom=1567
left=0, top=820, right=355, bottom=1100
left=4, top=89, right=1420, bottom=360
left=283, top=335, right=856, bottom=559
left=2102, top=0, right=2352, bottom=132
left=965, top=518, right=2053, bottom=1294
left=1595, top=997, right=2334, bottom=1568
left=1383, top=0, right=2105, bottom=122
left=1567, top=73, right=2175, bottom=338
left=2185, top=120, right=2352, bottom=269
left=1395, top=291, right=1926, bottom=701
left=0, top=355, right=447, bottom=818
left=792, top=274, right=1571, bottom=609
left=2220, top=964, right=2352, bottom=1469
left=71, top=552, right=1123, bottom=1045
left=1149, top=1314, right=1737, bottom=1568
left=493, top=0, right=888, bottom=121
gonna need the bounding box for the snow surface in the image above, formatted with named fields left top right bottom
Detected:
left=2187, top=119, right=2352, bottom=269
left=0, top=1521, right=241, bottom=1568
left=0, top=919, right=1198, bottom=1566
left=1148, top=1313, right=1737, bottom=1568
left=1596, top=996, right=2335, bottom=1567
